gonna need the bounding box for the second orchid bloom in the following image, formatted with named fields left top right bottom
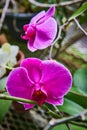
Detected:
left=21, top=7, right=57, bottom=52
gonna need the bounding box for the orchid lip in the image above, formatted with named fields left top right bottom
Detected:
left=32, top=88, right=47, bottom=106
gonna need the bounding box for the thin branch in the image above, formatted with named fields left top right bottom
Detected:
left=0, top=65, right=13, bottom=70
left=44, top=109, right=87, bottom=130
left=10, top=0, right=18, bottom=11
left=13, top=18, right=20, bottom=32
left=70, top=121, right=87, bottom=128
left=74, top=18, right=87, bottom=35
left=49, top=20, right=69, bottom=59
left=48, top=25, right=62, bottom=59
left=53, top=105, right=64, bottom=117
left=58, top=54, right=81, bottom=69
left=56, top=21, right=69, bottom=43
left=48, top=19, right=66, bottom=59
left=0, top=94, right=37, bottom=105
left=52, top=25, right=63, bottom=45
left=10, top=0, right=20, bottom=32
left=65, top=50, right=87, bottom=63
left=59, top=26, right=87, bottom=53
left=0, top=0, right=10, bottom=31
left=48, top=45, right=53, bottom=59
left=42, top=105, right=62, bottom=118
left=65, top=123, right=72, bottom=130
left=29, top=0, right=83, bottom=8
left=53, top=21, right=69, bottom=58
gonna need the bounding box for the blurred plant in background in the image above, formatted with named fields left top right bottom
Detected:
left=0, top=43, right=19, bottom=78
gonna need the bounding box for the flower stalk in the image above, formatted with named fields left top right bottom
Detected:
left=0, top=94, right=37, bottom=105
left=44, top=109, right=87, bottom=130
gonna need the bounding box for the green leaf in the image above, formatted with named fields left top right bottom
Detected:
left=71, top=86, right=85, bottom=95
left=69, top=2, right=87, bottom=21
left=0, top=77, right=11, bottom=123
left=79, top=11, right=87, bottom=24
left=66, top=90, right=87, bottom=108
left=52, top=124, right=87, bottom=130
left=0, top=76, right=7, bottom=90
left=58, top=98, right=84, bottom=115
left=0, top=100, right=11, bottom=123
left=73, top=68, right=87, bottom=95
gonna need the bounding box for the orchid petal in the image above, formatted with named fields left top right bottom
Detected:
left=46, top=6, right=55, bottom=17
left=27, top=34, right=37, bottom=52
left=38, top=6, right=55, bottom=24
left=6, top=67, right=34, bottom=99
left=27, top=41, right=37, bottom=52
left=46, top=97, right=64, bottom=105
left=23, top=24, right=29, bottom=31
left=31, top=11, right=45, bottom=24
left=26, top=26, right=35, bottom=37
left=23, top=103, right=34, bottom=110
left=34, top=17, right=57, bottom=49
left=21, top=58, right=42, bottom=83
left=21, top=34, right=29, bottom=40
left=11, top=45, right=19, bottom=57
left=41, top=60, right=72, bottom=100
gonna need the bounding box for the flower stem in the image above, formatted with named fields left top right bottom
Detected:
left=74, top=18, right=87, bottom=35
left=2, top=65, right=14, bottom=70
left=29, top=0, right=83, bottom=8
left=49, top=45, right=53, bottom=59
left=0, top=0, right=10, bottom=31
left=65, top=123, right=72, bottom=130
left=0, top=94, right=37, bottom=105
left=42, top=104, right=62, bottom=118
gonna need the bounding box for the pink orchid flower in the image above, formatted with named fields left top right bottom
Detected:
left=6, top=58, right=72, bottom=110
left=21, top=7, right=57, bottom=52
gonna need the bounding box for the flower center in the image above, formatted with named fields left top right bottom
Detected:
left=32, top=89, right=47, bottom=106
left=26, top=26, right=35, bottom=37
